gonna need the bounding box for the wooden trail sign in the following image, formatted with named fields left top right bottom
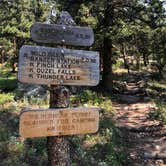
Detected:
left=18, top=45, right=99, bottom=86
left=20, top=107, right=99, bottom=138
left=30, top=23, right=94, bottom=46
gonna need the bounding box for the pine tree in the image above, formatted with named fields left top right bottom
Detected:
left=0, top=0, right=45, bottom=72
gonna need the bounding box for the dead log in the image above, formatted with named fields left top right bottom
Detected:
left=123, top=81, right=138, bottom=90
left=117, top=94, right=149, bottom=103
left=144, top=153, right=166, bottom=159
left=123, top=80, right=146, bottom=91
left=129, top=124, right=164, bottom=133
left=124, top=88, right=145, bottom=95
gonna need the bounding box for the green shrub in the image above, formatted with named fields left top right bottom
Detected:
left=0, top=93, right=14, bottom=105
left=71, top=89, right=114, bottom=113
left=150, top=101, right=166, bottom=124
left=113, top=60, right=123, bottom=71
left=0, top=64, right=17, bottom=91
left=0, top=78, right=17, bottom=91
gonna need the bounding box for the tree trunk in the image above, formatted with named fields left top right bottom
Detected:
left=47, top=85, right=70, bottom=166
left=136, top=55, right=140, bottom=70
left=122, top=44, right=130, bottom=73
left=1, top=49, right=5, bottom=64
left=47, top=137, right=70, bottom=166
left=122, top=45, right=127, bottom=69
left=102, top=37, right=113, bottom=91
left=157, top=65, right=163, bottom=79
left=12, top=37, right=17, bottom=73
left=101, top=1, right=114, bottom=92
left=143, top=53, right=147, bottom=67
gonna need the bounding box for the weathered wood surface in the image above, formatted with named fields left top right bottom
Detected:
left=47, top=85, right=70, bottom=166
left=18, top=45, right=99, bottom=86
left=30, top=23, right=94, bottom=46
left=20, top=107, right=99, bottom=138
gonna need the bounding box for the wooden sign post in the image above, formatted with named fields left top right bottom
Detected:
left=20, top=107, right=99, bottom=138
left=18, top=45, right=99, bottom=86
left=47, top=85, right=71, bottom=166
left=31, top=22, right=94, bottom=46
left=18, top=11, right=100, bottom=166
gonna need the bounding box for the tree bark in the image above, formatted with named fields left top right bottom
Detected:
left=12, top=37, right=17, bottom=73
left=102, top=37, right=113, bottom=91
left=47, top=137, right=70, bottom=166
left=47, top=85, right=70, bottom=166
left=136, top=55, right=140, bottom=70
left=101, top=2, right=114, bottom=92
left=1, top=49, right=5, bottom=64
left=122, top=45, right=127, bottom=68
left=122, top=44, right=130, bottom=73
left=143, top=53, right=147, bottom=67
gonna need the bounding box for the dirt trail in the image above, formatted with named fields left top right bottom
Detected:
left=113, top=98, right=166, bottom=166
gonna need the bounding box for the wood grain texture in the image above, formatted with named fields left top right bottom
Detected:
left=30, top=22, right=94, bottom=46
left=20, top=107, right=99, bottom=138
left=18, top=45, right=100, bottom=86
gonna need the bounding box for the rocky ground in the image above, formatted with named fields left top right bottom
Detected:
left=113, top=82, right=166, bottom=166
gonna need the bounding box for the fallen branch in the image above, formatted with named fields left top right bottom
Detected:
left=144, top=153, right=166, bottom=159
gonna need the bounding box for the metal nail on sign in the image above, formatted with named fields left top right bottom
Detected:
left=18, top=45, right=100, bottom=86
left=20, top=107, right=99, bottom=138
left=30, top=23, right=94, bottom=46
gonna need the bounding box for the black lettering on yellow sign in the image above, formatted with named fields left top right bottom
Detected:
left=57, top=125, right=76, bottom=131
left=47, top=126, right=55, bottom=131
left=23, top=119, right=54, bottom=126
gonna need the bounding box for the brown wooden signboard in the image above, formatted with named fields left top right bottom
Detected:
left=18, top=45, right=99, bottom=86
left=20, top=107, right=99, bottom=138
left=30, top=23, right=94, bottom=46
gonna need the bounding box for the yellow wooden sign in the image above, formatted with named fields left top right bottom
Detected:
left=20, top=107, right=99, bottom=138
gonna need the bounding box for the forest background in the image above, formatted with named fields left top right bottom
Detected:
left=0, top=0, right=166, bottom=165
